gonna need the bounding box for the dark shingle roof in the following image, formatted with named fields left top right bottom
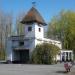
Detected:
left=21, top=7, right=46, bottom=25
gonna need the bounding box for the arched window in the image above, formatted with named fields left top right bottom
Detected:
left=39, top=28, right=41, bottom=32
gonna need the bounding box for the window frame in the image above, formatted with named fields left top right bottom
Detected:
left=19, top=41, right=24, bottom=46
left=28, top=26, right=32, bottom=32
left=38, top=28, right=41, bottom=32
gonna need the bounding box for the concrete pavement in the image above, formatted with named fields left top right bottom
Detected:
left=0, top=63, right=74, bottom=75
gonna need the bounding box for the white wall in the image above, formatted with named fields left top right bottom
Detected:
left=6, top=37, right=21, bottom=62
left=24, top=23, right=44, bottom=39
left=12, top=40, right=19, bottom=48
left=43, top=38, right=62, bottom=49
left=6, top=38, right=13, bottom=61
left=35, top=24, right=44, bottom=39
left=24, top=24, right=35, bottom=38
left=35, top=39, right=44, bottom=47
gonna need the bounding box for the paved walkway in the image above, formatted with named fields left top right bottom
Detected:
left=0, top=63, right=74, bottom=75
left=68, top=66, right=75, bottom=75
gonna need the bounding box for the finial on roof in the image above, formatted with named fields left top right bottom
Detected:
left=32, top=2, right=36, bottom=7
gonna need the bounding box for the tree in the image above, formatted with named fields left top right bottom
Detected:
left=0, top=10, right=12, bottom=60
left=47, top=10, right=69, bottom=40
left=31, top=43, right=60, bottom=64
left=16, top=11, right=25, bottom=35
left=47, top=10, right=75, bottom=52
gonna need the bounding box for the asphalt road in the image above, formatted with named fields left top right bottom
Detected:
left=0, top=63, right=74, bottom=75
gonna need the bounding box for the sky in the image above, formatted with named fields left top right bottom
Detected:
left=0, top=0, right=75, bottom=23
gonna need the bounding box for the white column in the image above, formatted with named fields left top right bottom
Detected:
left=68, top=52, right=70, bottom=61
left=64, top=52, right=66, bottom=61
left=71, top=52, right=73, bottom=61
left=60, top=52, right=62, bottom=61
left=10, top=52, right=13, bottom=62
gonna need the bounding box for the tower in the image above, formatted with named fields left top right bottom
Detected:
left=21, top=7, right=46, bottom=39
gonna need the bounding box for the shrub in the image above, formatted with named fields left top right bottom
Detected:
left=31, top=43, right=60, bottom=64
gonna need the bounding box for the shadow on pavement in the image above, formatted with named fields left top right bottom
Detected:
left=56, top=71, right=69, bottom=74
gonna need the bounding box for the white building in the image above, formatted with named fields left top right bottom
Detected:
left=6, top=7, right=73, bottom=63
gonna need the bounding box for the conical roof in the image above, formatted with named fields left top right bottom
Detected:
left=21, top=7, right=46, bottom=25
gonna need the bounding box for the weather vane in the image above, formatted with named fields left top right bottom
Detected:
left=32, top=2, right=36, bottom=7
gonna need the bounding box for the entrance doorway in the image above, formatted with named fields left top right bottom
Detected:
left=14, top=50, right=29, bottom=63
left=19, top=50, right=29, bottom=63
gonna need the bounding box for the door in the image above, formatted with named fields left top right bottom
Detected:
left=19, top=50, right=29, bottom=63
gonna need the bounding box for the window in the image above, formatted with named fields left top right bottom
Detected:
left=19, top=41, right=24, bottom=46
left=28, top=26, right=32, bottom=31
left=39, top=28, right=41, bottom=32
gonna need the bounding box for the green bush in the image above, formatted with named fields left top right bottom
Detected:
left=31, top=43, right=60, bottom=64
left=0, top=50, right=5, bottom=60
